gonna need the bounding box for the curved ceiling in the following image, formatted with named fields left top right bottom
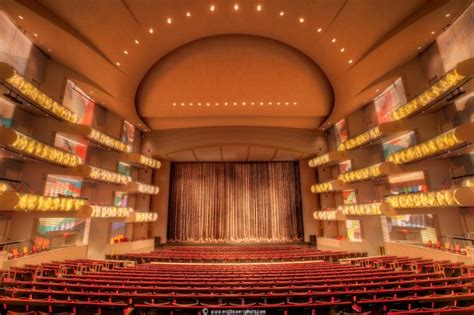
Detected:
left=137, top=35, right=333, bottom=129
left=0, top=0, right=470, bottom=135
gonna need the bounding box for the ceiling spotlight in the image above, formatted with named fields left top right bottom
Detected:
left=331, top=38, right=336, bottom=43
left=172, top=103, right=177, bottom=106
left=233, top=102, right=237, bottom=105
left=251, top=102, right=255, bottom=105
left=317, top=27, right=322, bottom=32
left=256, top=4, right=262, bottom=11
left=210, top=4, right=215, bottom=11
left=186, top=11, right=191, bottom=17
left=445, top=13, right=451, bottom=17
left=224, top=102, right=228, bottom=106
left=148, top=28, right=154, bottom=34
left=260, top=102, right=264, bottom=105
left=189, top=103, right=193, bottom=106
left=33, top=33, right=38, bottom=37
left=431, top=31, right=435, bottom=35
left=123, top=50, right=129, bottom=55
left=348, top=59, right=353, bottom=64
left=206, top=103, right=210, bottom=106
left=47, top=48, right=51, bottom=52
left=277, top=102, right=280, bottom=105
left=285, top=102, right=289, bottom=105
left=417, top=46, right=422, bottom=50
left=376, top=89, right=380, bottom=92
left=242, top=102, right=246, bottom=105
left=134, top=39, right=139, bottom=44
left=279, top=11, right=285, bottom=16
left=116, top=62, right=121, bottom=66
left=299, top=17, right=305, bottom=23
left=234, top=3, right=239, bottom=10
left=215, top=103, right=219, bottom=106
left=167, top=17, right=172, bottom=24
left=340, top=48, right=345, bottom=52
left=198, top=102, right=202, bottom=106
left=18, top=15, right=24, bottom=20
left=181, top=102, right=185, bottom=106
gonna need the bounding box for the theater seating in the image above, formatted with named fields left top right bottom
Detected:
left=109, top=245, right=366, bottom=263
left=1, top=247, right=474, bottom=314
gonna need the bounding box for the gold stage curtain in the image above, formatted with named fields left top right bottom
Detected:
left=167, top=162, right=303, bottom=243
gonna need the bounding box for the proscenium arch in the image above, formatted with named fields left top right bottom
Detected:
left=135, top=34, right=335, bottom=130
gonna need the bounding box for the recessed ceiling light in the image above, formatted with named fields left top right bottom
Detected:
left=293, top=102, right=297, bottom=105
left=277, top=102, right=280, bottom=105
left=340, top=48, right=345, bottom=52
left=317, top=27, right=322, bottom=32
left=256, top=4, right=262, bottom=11
left=376, top=89, right=380, bottom=92
left=116, top=62, right=121, bottom=66
left=198, top=102, right=202, bottom=106
left=210, top=4, right=215, bottom=12
left=445, top=13, right=451, bottom=17
left=181, top=102, right=185, bottom=106
left=431, top=31, right=435, bottom=35
left=331, top=38, right=336, bottom=43
left=189, top=103, right=193, bottom=106
left=224, top=102, right=228, bottom=106
left=18, top=15, right=24, bottom=20
left=279, top=11, right=285, bottom=16
left=148, top=28, right=154, bottom=34
left=215, top=103, right=219, bottom=106
left=251, top=102, right=255, bottom=105
left=233, top=102, right=237, bottom=105
left=33, top=33, right=38, bottom=37
left=242, top=102, right=246, bottom=105
left=285, top=102, right=289, bottom=105
left=89, top=91, right=94, bottom=94
left=417, top=46, right=422, bottom=50
left=259, top=102, right=264, bottom=105
left=124, top=50, right=128, bottom=55
left=299, top=17, right=305, bottom=23
left=172, top=103, right=177, bottom=106
left=348, top=59, right=353, bottom=64
left=134, top=39, right=139, bottom=44
left=167, top=18, right=172, bottom=24
left=206, top=103, right=210, bottom=106
left=234, top=3, right=239, bottom=10
left=268, top=102, right=272, bottom=105
left=186, top=11, right=191, bottom=17
left=47, top=48, right=51, bottom=52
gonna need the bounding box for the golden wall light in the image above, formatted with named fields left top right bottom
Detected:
left=124, top=182, right=160, bottom=195
left=78, top=205, right=133, bottom=218
left=337, top=120, right=419, bottom=151
left=308, top=151, right=348, bottom=167
left=125, top=211, right=158, bottom=223
left=0, top=182, right=9, bottom=193
left=310, top=180, right=345, bottom=193
left=120, top=152, right=161, bottom=169
left=0, top=127, right=82, bottom=167
left=462, top=177, right=474, bottom=188
left=340, top=202, right=393, bottom=216
left=392, top=58, right=474, bottom=120
left=338, top=162, right=401, bottom=183
left=0, top=62, right=79, bottom=123
left=313, top=210, right=345, bottom=221
left=56, top=123, right=132, bottom=153
left=0, top=192, right=87, bottom=211
left=386, top=122, right=474, bottom=164
left=70, top=165, right=132, bottom=185
left=385, top=187, right=474, bottom=208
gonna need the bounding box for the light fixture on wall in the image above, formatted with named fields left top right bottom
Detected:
left=313, top=210, right=345, bottom=221
left=0, top=62, right=79, bottom=123
left=0, top=127, right=83, bottom=167
left=310, top=180, right=345, bottom=193
left=70, top=165, right=132, bottom=185
left=392, top=58, right=473, bottom=120
left=340, top=202, right=393, bottom=216
left=338, top=162, right=401, bottom=183
left=308, top=151, right=348, bottom=168
left=124, top=182, right=160, bottom=195
left=79, top=205, right=134, bottom=218
left=385, top=187, right=474, bottom=208
left=0, top=192, right=87, bottom=212
left=386, top=122, right=474, bottom=164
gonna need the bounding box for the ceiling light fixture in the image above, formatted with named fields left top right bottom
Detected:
left=186, top=11, right=191, bottom=17
left=18, top=15, right=24, bottom=20
left=233, top=102, right=237, bottom=106
left=260, top=102, right=264, bottom=105
left=173, top=103, right=176, bottom=106
left=299, top=17, right=305, bottom=23
left=116, top=62, right=121, bottom=66
left=148, top=28, right=154, bottom=34
left=340, top=48, right=345, bottom=52
left=348, top=59, right=353, bottom=64
left=417, top=46, right=422, bottom=50
left=234, top=3, right=239, bottom=10
left=198, top=102, right=202, bottom=106
left=431, top=31, right=435, bottom=35
left=167, top=17, right=172, bottom=24
left=134, top=39, right=139, bottom=44
left=224, top=102, right=228, bottom=106
left=181, top=103, right=185, bottom=106
left=210, top=4, right=215, bottom=12
left=376, top=89, right=380, bottom=92
left=33, top=33, right=38, bottom=37
left=256, top=4, right=262, bottom=11
left=189, top=103, right=193, bottom=106
left=285, top=102, right=289, bottom=105
left=124, top=50, right=128, bottom=55
left=242, top=102, right=246, bottom=105
left=317, top=27, right=322, bottom=32
left=293, top=102, right=297, bottom=105
left=206, top=103, right=210, bottom=106
left=279, top=11, right=284, bottom=16
left=331, top=38, right=336, bottom=43
left=445, top=13, right=451, bottom=17
left=47, top=48, right=51, bottom=52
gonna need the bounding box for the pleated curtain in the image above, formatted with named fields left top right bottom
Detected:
left=167, top=162, right=303, bottom=243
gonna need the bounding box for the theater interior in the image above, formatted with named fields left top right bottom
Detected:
left=0, top=0, right=473, bottom=314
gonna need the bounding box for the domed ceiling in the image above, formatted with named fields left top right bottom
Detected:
left=137, top=35, right=333, bottom=129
